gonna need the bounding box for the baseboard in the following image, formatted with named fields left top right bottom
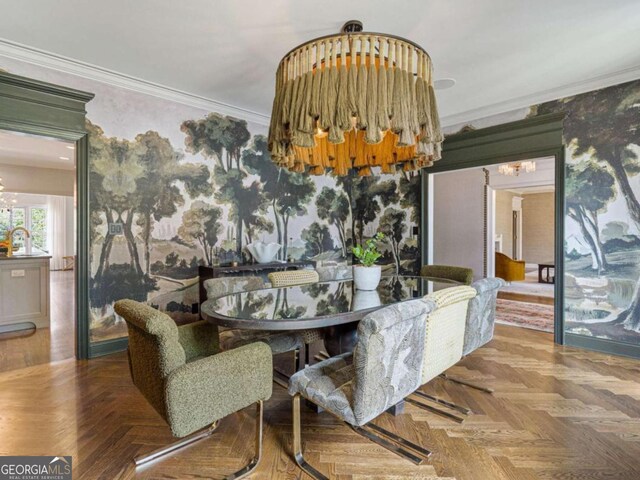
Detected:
left=89, top=337, right=128, bottom=358
left=565, top=333, right=640, bottom=360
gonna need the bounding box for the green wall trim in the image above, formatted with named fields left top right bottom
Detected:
left=565, top=333, right=640, bottom=360
left=0, top=70, right=94, bottom=360
left=421, top=113, right=566, bottom=345
left=89, top=337, right=128, bottom=358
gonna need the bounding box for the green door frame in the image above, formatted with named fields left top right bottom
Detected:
left=0, top=71, right=94, bottom=359
left=421, top=113, right=566, bottom=344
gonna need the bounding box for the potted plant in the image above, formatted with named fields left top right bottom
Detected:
left=352, top=232, right=385, bottom=290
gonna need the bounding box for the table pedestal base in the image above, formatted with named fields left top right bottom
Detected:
left=324, top=323, right=359, bottom=357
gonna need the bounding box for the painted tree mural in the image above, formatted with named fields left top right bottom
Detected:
left=316, top=187, right=350, bottom=257
left=536, top=79, right=640, bottom=336
left=178, top=201, right=223, bottom=266
left=379, top=208, right=407, bottom=273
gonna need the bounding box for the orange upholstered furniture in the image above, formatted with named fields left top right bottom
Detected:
left=495, top=252, right=525, bottom=282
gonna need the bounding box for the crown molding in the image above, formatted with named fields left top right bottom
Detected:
left=0, top=38, right=271, bottom=126
left=440, top=63, right=640, bottom=128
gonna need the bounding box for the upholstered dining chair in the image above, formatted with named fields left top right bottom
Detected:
left=420, top=264, right=474, bottom=285
left=266, top=269, right=324, bottom=367
left=439, top=277, right=506, bottom=394
left=289, top=299, right=436, bottom=480
left=114, top=299, right=272, bottom=478
left=406, top=285, right=477, bottom=422
left=315, top=264, right=353, bottom=282
left=204, top=276, right=306, bottom=385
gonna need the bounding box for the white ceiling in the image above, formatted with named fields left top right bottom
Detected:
left=0, top=0, right=639, bottom=126
left=0, top=130, right=75, bottom=170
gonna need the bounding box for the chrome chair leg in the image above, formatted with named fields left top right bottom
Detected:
left=405, top=397, right=465, bottom=423
left=134, top=421, right=219, bottom=467
left=349, top=425, right=425, bottom=465
left=412, top=390, right=472, bottom=415
left=440, top=373, right=494, bottom=394
left=292, top=394, right=329, bottom=480
left=225, top=400, right=264, bottom=480
left=273, top=348, right=302, bottom=389
left=365, top=423, right=432, bottom=459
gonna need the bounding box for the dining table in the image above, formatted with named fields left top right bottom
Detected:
left=200, top=274, right=461, bottom=357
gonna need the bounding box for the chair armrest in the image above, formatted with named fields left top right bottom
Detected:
left=165, top=342, right=273, bottom=437
left=178, top=321, right=219, bottom=361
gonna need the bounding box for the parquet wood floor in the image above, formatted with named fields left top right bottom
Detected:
left=1, top=324, right=639, bottom=479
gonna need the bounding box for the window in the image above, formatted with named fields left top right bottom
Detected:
left=0, top=205, right=48, bottom=255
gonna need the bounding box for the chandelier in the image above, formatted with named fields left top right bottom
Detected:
left=268, top=20, right=443, bottom=176
left=0, top=177, right=17, bottom=212
left=498, top=161, right=536, bottom=177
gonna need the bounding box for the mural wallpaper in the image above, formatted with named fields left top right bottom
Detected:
left=533, top=80, right=640, bottom=345
left=86, top=112, right=420, bottom=341
left=0, top=55, right=420, bottom=343
left=448, top=79, right=640, bottom=347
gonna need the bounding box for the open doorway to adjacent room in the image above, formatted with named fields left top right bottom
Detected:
left=427, top=156, right=556, bottom=335
left=0, top=129, right=76, bottom=372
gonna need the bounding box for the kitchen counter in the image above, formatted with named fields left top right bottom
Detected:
left=0, top=255, right=50, bottom=331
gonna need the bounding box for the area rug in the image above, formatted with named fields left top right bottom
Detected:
left=496, top=298, right=554, bottom=332
left=499, top=269, right=555, bottom=298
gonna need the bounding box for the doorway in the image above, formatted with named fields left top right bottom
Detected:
left=0, top=129, right=77, bottom=372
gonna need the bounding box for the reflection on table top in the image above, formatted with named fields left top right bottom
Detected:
left=201, top=275, right=460, bottom=331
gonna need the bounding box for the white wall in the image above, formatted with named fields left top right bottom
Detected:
left=432, top=167, right=486, bottom=280
left=0, top=164, right=74, bottom=196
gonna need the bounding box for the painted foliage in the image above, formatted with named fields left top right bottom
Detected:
left=533, top=80, right=640, bottom=344
left=88, top=113, right=421, bottom=341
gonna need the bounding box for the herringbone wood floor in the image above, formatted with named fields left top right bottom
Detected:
left=1, top=325, right=639, bottom=479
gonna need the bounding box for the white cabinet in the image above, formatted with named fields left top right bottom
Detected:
left=0, top=256, right=50, bottom=331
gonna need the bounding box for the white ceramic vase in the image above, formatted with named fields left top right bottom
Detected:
left=352, top=289, right=382, bottom=311
left=246, top=241, right=281, bottom=264
left=352, top=265, right=382, bottom=291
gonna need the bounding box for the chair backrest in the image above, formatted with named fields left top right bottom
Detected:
left=351, top=299, right=434, bottom=426
left=463, top=277, right=506, bottom=356
left=420, top=264, right=474, bottom=285
left=421, top=286, right=477, bottom=384
left=268, top=269, right=319, bottom=288
left=203, top=275, right=266, bottom=300
left=114, top=299, right=186, bottom=421
left=316, top=265, right=353, bottom=282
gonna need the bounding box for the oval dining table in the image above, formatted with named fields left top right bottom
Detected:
left=200, top=274, right=461, bottom=357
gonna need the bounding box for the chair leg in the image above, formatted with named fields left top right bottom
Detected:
left=225, top=400, right=264, bottom=480
left=134, top=421, right=219, bottom=467
left=349, top=425, right=425, bottom=465
left=405, top=397, right=465, bottom=423
left=292, top=394, right=329, bottom=480
left=440, top=373, right=494, bottom=394
left=304, top=344, right=311, bottom=368
left=273, top=348, right=302, bottom=389
left=412, top=390, right=472, bottom=415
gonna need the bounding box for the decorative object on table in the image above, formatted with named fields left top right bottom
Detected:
left=497, top=161, right=536, bottom=176
left=352, top=232, right=384, bottom=290
left=114, top=299, right=272, bottom=477
left=267, top=20, right=443, bottom=177
left=420, top=264, right=474, bottom=285
left=495, top=252, right=525, bottom=281
left=352, top=289, right=381, bottom=311
left=246, top=240, right=282, bottom=264
left=267, top=269, right=319, bottom=288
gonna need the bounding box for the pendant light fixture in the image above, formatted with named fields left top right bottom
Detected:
left=267, top=20, right=443, bottom=176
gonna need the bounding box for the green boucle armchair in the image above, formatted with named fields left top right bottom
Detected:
left=420, top=264, right=474, bottom=285
left=115, top=299, right=272, bottom=478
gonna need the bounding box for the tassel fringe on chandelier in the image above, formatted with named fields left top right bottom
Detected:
left=268, top=20, right=443, bottom=176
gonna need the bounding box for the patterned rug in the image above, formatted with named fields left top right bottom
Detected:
left=496, top=298, right=554, bottom=333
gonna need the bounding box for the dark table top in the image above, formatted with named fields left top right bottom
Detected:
left=201, top=275, right=460, bottom=331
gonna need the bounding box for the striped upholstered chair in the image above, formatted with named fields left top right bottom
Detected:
left=115, top=299, right=272, bottom=477
left=289, top=299, right=436, bottom=479
left=440, top=277, right=506, bottom=393
left=405, top=285, right=477, bottom=422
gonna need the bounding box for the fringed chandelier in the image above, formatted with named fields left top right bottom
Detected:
left=0, top=176, right=17, bottom=213
left=268, top=20, right=443, bottom=177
